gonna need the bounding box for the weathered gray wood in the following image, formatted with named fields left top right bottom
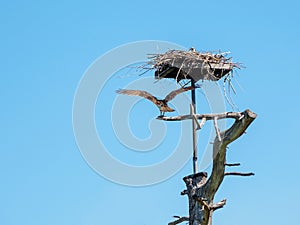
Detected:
left=183, top=172, right=208, bottom=225
left=156, top=111, right=244, bottom=122
left=180, top=109, right=257, bottom=225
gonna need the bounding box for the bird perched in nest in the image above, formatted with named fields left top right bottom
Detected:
left=116, top=86, right=197, bottom=117
left=189, top=47, right=196, bottom=52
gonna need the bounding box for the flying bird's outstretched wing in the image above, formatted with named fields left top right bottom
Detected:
left=164, top=86, right=195, bottom=102
left=116, top=89, right=158, bottom=104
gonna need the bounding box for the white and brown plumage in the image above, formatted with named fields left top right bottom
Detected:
left=116, top=86, right=195, bottom=116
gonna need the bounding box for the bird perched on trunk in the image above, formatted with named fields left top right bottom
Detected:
left=116, top=86, right=196, bottom=117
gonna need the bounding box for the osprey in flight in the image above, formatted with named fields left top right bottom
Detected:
left=116, top=86, right=195, bottom=116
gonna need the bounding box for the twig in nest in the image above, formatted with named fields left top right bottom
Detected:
left=223, top=75, right=237, bottom=111
left=227, top=77, right=238, bottom=110
left=175, top=59, right=186, bottom=83
left=229, top=78, right=237, bottom=95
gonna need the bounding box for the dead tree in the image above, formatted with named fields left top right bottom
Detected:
left=147, top=49, right=256, bottom=225
left=160, top=109, right=257, bottom=225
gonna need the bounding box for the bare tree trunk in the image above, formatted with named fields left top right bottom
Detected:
left=168, top=109, right=257, bottom=225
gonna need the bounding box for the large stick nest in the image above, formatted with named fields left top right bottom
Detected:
left=147, top=49, right=241, bottom=82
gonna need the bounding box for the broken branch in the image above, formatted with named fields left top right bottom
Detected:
left=224, top=172, right=255, bottom=176
left=180, top=190, right=188, bottom=195
left=211, top=199, right=227, bottom=211
left=199, top=117, right=206, bottom=129
left=213, top=117, right=222, bottom=141
left=225, top=163, right=241, bottom=167
left=168, top=216, right=189, bottom=225
left=157, top=111, right=243, bottom=122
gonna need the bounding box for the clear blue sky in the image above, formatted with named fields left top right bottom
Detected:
left=1, top=1, right=300, bottom=225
